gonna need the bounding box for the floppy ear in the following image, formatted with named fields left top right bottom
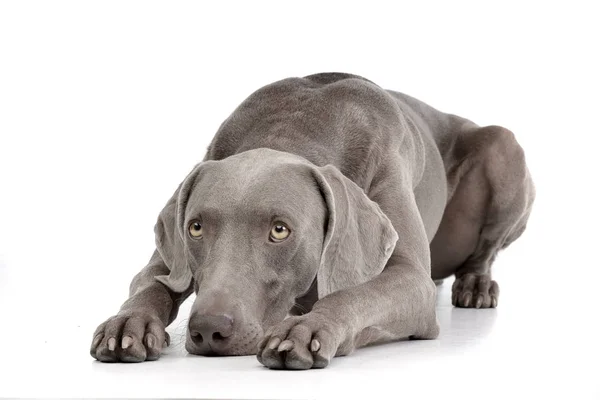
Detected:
left=154, top=164, right=202, bottom=293
left=311, top=165, right=398, bottom=298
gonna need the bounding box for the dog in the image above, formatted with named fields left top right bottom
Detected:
left=90, top=73, right=535, bottom=369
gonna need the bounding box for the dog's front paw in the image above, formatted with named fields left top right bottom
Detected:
left=257, top=311, right=345, bottom=370
left=90, top=310, right=169, bottom=362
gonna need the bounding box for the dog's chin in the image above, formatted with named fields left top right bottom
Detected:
left=185, top=340, right=259, bottom=356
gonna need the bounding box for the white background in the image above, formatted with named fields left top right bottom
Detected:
left=1, top=1, right=599, bottom=399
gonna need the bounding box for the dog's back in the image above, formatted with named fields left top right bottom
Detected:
left=204, top=73, right=445, bottom=195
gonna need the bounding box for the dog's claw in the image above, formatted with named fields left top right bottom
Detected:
left=462, top=293, right=472, bottom=307
left=311, top=339, right=321, bottom=352
left=107, top=337, right=116, bottom=351
left=122, top=336, right=133, bottom=349
left=145, top=334, right=156, bottom=349
left=491, top=297, right=498, bottom=308
left=267, top=337, right=281, bottom=350
left=451, top=291, right=459, bottom=306
left=475, top=294, right=484, bottom=308
left=278, top=340, right=294, bottom=352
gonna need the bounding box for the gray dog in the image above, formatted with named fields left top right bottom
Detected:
left=90, top=73, right=535, bottom=369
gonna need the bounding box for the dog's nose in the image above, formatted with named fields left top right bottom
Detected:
left=188, top=313, right=234, bottom=347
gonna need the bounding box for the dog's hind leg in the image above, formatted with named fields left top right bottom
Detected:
left=434, top=125, right=535, bottom=308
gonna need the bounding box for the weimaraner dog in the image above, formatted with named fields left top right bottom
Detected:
left=90, top=73, right=535, bottom=369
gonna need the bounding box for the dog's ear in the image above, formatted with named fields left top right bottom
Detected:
left=154, top=163, right=203, bottom=293
left=311, top=165, right=398, bottom=298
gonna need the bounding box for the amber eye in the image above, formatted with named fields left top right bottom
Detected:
left=189, top=221, right=203, bottom=238
left=270, top=223, right=290, bottom=242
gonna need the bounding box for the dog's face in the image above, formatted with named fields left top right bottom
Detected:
left=183, top=151, right=326, bottom=355
left=153, top=148, right=398, bottom=356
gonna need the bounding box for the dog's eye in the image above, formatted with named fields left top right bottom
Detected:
left=189, top=221, right=203, bottom=238
left=270, top=223, right=290, bottom=242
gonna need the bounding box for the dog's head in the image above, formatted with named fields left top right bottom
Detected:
left=153, top=148, right=397, bottom=355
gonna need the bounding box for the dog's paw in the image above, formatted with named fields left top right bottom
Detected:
left=256, top=311, right=345, bottom=370
left=90, top=310, right=169, bottom=362
left=452, top=273, right=499, bottom=308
